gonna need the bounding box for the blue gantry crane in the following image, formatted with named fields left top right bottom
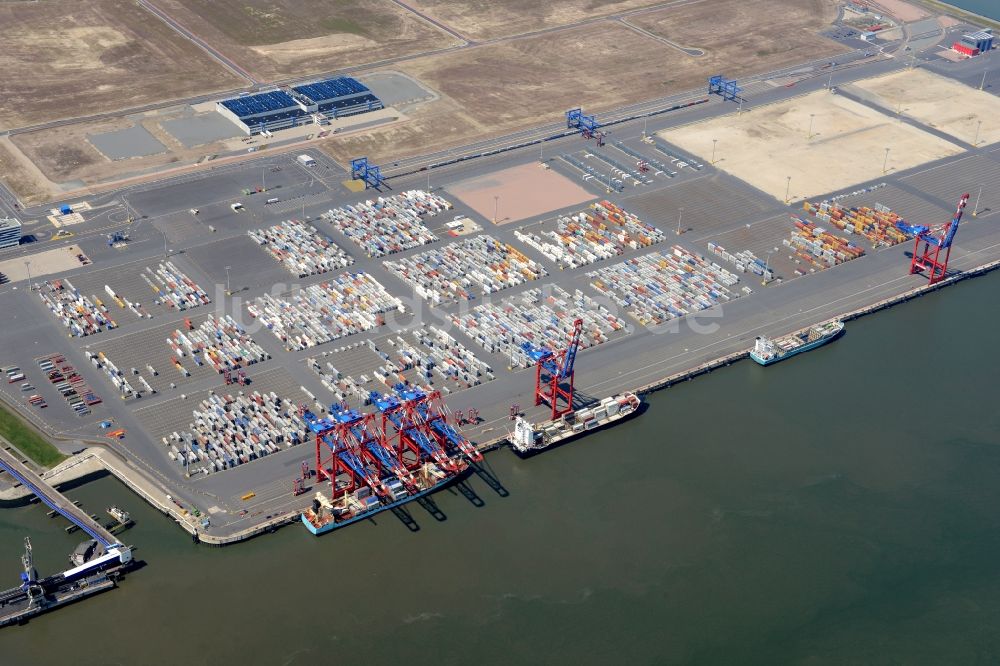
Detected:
left=708, top=75, right=741, bottom=102
left=370, top=390, right=459, bottom=473
left=350, top=157, right=385, bottom=189
left=895, top=192, right=970, bottom=285
left=521, top=318, right=583, bottom=420
left=566, top=108, right=605, bottom=146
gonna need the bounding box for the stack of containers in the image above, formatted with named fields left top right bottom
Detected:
left=169, top=390, right=308, bottom=475
left=320, top=190, right=447, bottom=258
left=248, top=220, right=354, bottom=277
left=707, top=242, right=774, bottom=281
left=247, top=271, right=403, bottom=351
left=587, top=246, right=741, bottom=326
left=168, top=315, right=269, bottom=373
left=384, top=234, right=548, bottom=303
left=784, top=217, right=865, bottom=269
left=304, top=355, right=372, bottom=406
left=104, top=285, right=151, bottom=320
left=515, top=201, right=664, bottom=269
left=88, top=351, right=147, bottom=400
left=449, top=285, right=627, bottom=367
left=801, top=200, right=909, bottom=247
left=143, top=261, right=211, bottom=310
left=38, top=279, right=117, bottom=337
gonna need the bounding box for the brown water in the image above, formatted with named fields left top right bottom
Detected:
left=2, top=271, right=1000, bottom=665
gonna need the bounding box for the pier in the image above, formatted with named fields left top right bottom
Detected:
left=0, top=438, right=119, bottom=548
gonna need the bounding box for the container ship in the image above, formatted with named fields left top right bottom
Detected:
left=510, top=392, right=642, bottom=457
left=301, top=461, right=467, bottom=535
left=750, top=321, right=844, bottom=366
left=301, top=387, right=479, bottom=536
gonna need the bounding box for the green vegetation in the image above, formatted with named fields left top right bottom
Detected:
left=0, top=402, right=66, bottom=468
left=319, top=17, right=369, bottom=37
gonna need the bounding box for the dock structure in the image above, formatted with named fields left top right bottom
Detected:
left=0, top=440, right=119, bottom=549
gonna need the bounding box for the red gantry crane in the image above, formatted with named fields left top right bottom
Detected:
left=896, top=193, right=970, bottom=285
left=521, top=318, right=583, bottom=420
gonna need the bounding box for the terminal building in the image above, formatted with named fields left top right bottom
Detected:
left=0, top=217, right=22, bottom=249
left=953, top=29, right=994, bottom=57
left=216, top=76, right=383, bottom=135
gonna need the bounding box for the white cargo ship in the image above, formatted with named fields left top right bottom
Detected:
left=509, top=393, right=642, bottom=457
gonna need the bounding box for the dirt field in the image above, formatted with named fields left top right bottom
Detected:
left=0, top=1, right=242, bottom=131
left=629, top=0, right=844, bottom=76
left=320, top=1, right=846, bottom=166
left=10, top=115, right=187, bottom=187
left=658, top=90, right=965, bottom=201
left=402, top=0, right=666, bottom=40
left=448, top=163, right=596, bottom=223
left=155, top=0, right=460, bottom=81
left=866, top=0, right=929, bottom=22
left=848, top=69, right=1000, bottom=147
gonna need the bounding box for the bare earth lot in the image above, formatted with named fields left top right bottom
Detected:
left=659, top=90, right=965, bottom=201
left=402, top=0, right=667, bottom=40
left=848, top=69, right=1000, bottom=147
left=0, top=0, right=242, bottom=131
left=321, top=0, right=847, bottom=165
left=629, top=0, right=843, bottom=75
left=156, top=0, right=461, bottom=81
left=448, top=163, right=596, bottom=224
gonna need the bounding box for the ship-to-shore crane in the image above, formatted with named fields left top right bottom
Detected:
left=896, top=193, right=970, bottom=285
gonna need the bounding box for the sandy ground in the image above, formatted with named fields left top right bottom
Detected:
left=629, top=0, right=843, bottom=74
left=866, top=0, right=929, bottom=23
left=320, top=0, right=846, bottom=166
left=447, top=163, right=596, bottom=224
left=155, top=0, right=461, bottom=80
left=2, top=108, right=407, bottom=204
left=0, top=139, right=57, bottom=206
left=659, top=89, right=965, bottom=201
left=848, top=69, right=1000, bottom=147
left=0, top=246, right=89, bottom=282
left=1, top=0, right=846, bottom=203
left=0, top=1, right=242, bottom=131
left=402, top=0, right=666, bottom=40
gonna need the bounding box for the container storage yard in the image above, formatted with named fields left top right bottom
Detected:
left=588, top=246, right=742, bottom=326
left=304, top=326, right=495, bottom=407
left=513, top=201, right=664, bottom=269
left=248, top=220, right=353, bottom=277
left=802, top=200, right=911, bottom=248
left=167, top=315, right=269, bottom=374
left=384, top=234, right=548, bottom=302
left=38, top=279, right=118, bottom=337
left=786, top=217, right=866, bottom=270
left=247, top=272, right=403, bottom=351
left=143, top=261, right=211, bottom=311
left=34, top=353, right=102, bottom=416
left=450, top=285, right=627, bottom=368
left=166, top=390, right=310, bottom=477
left=319, top=190, right=449, bottom=258
left=707, top=242, right=776, bottom=282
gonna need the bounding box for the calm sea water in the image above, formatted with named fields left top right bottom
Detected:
left=2, top=270, right=1000, bottom=665
left=946, top=0, right=999, bottom=21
